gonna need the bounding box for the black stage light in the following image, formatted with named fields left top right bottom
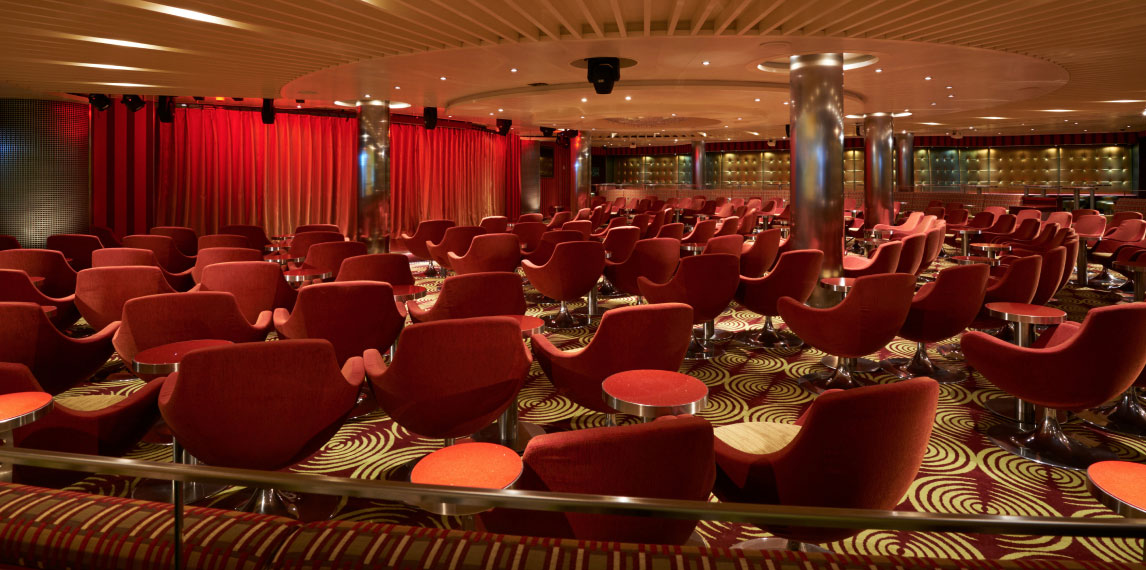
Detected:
left=586, top=57, right=621, bottom=95
left=496, top=118, right=511, bottom=135
left=261, top=98, right=275, bottom=125
left=87, top=94, right=111, bottom=111
left=233, top=97, right=244, bottom=102
left=122, top=95, right=146, bottom=112
left=157, top=96, right=174, bottom=123
left=193, top=96, right=205, bottom=102
left=539, top=126, right=555, bottom=137
left=784, top=124, right=790, bottom=138
left=423, top=107, right=438, bottom=130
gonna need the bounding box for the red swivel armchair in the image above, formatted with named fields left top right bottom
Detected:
left=600, top=226, right=640, bottom=264
left=591, top=217, right=627, bottom=239
left=0, top=249, right=77, bottom=298
left=449, top=233, right=521, bottom=274
left=740, top=228, right=782, bottom=278
left=89, top=226, right=122, bottom=248
left=160, top=340, right=362, bottom=516
left=779, top=273, right=916, bottom=393
left=640, top=253, right=740, bottom=359
left=197, top=234, right=251, bottom=250
left=517, top=213, right=544, bottom=223
left=1073, top=215, right=1107, bottom=246
left=400, top=219, right=455, bottom=277
left=274, top=282, right=405, bottom=365
left=843, top=240, right=902, bottom=278
left=91, top=247, right=194, bottom=291
left=963, top=255, right=1043, bottom=335
left=268, top=231, right=344, bottom=266
left=0, top=269, right=78, bottom=329
left=561, top=220, right=593, bottom=239
left=736, top=250, right=824, bottom=350
left=645, top=209, right=668, bottom=238
left=198, top=261, right=297, bottom=325
left=218, top=225, right=272, bottom=250
left=298, top=240, right=367, bottom=280
left=894, top=233, right=927, bottom=275
left=681, top=219, right=718, bottom=245
left=408, top=272, right=525, bottom=323
left=545, top=211, right=572, bottom=230
left=702, top=234, right=744, bottom=256
left=880, top=264, right=989, bottom=383
left=478, top=216, right=509, bottom=233
left=604, top=238, right=680, bottom=299
left=122, top=235, right=195, bottom=273
left=294, top=223, right=341, bottom=234
left=522, top=230, right=582, bottom=266
left=630, top=214, right=652, bottom=237
left=915, top=226, right=945, bottom=278
left=531, top=303, right=693, bottom=414
left=963, top=303, right=1146, bottom=470
left=513, top=222, right=548, bottom=253
left=522, top=241, right=606, bottom=329
left=335, top=253, right=415, bottom=286
left=1029, top=246, right=1068, bottom=306
left=427, top=226, right=485, bottom=275
left=113, top=292, right=272, bottom=379
left=713, top=378, right=938, bottom=548
left=481, top=415, right=715, bottom=544
left=45, top=234, right=102, bottom=271
left=1087, top=219, right=1146, bottom=288
left=365, top=317, right=531, bottom=446
left=0, top=302, right=117, bottom=394
left=573, top=207, right=592, bottom=221
left=714, top=216, right=740, bottom=237
left=190, top=247, right=264, bottom=283
left=656, top=222, right=685, bottom=240
left=738, top=212, right=761, bottom=236
left=75, top=266, right=176, bottom=331
left=150, top=226, right=198, bottom=256
left=0, top=235, right=19, bottom=250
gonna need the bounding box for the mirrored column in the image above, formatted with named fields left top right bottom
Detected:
left=357, top=101, right=390, bottom=253
left=864, top=113, right=894, bottom=227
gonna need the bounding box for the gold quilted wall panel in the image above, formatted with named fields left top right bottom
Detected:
left=992, top=147, right=1058, bottom=187
left=914, top=149, right=930, bottom=185
left=930, top=149, right=960, bottom=186
left=844, top=149, right=864, bottom=191
left=613, top=157, right=642, bottom=184
left=762, top=151, right=790, bottom=184
left=645, top=155, right=677, bottom=184
left=1061, top=146, right=1131, bottom=189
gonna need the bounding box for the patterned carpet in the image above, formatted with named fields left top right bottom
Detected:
left=56, top=251, right=1146, bottom=564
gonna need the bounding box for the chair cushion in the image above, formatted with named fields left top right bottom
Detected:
left=0, top=483, right=298, bottom=570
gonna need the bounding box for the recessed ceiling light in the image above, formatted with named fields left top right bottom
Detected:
left=56, top=33, right=183, bottom=52
left=920, top=122, right=942, bottom=126
left=581, top=97, right=587, bottom=103
left=892, top=112, right=912, bottom=117
left=59, top=62, right=156, bottom=71
left=671, top=113, right=676, bottom=116
left=497, top=108, right=503, bottom=112
left=737, top=117, right=742, bottom=120
left=394, top=86, right=400, bottom=90
left=924, top=76, right=932, bottom=80
left=439, top=76, right=446, bottom=81
left=82, top=81, right=159, bottom=88
left=783, top=101, right=788, bottom=105
left=702, top=61, right=710, bottom=66
left=296, top=105, right=301, bottom=109
left=364, top=94, right=371, bottom=98
left=580, top=116, right=584, bottom=119
left=123, top=0, right=249, bottom=29
left=1041, top=109, right=1074, bottom=112
left=947, top=94, right=954, bottom=98
left=510, top=68, right=517, bottom=73
left=875, top=68, right=882, bottom=73
left=489, top=112, right=494, bottom=115
left=625, top=96, right=631, bottom=101
left=980, top=116, right=1007, bottom=120
left=1102, top=99, right=1144, bottom=103
left=754, top=98, right=760, bottom=102
left=930, top=102, right=936, bottom=106
left=945, top=85, right=952, bottom=89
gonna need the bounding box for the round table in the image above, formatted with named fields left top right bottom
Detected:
left=957, top=229, right=981, bottom=256
left=951, top=255, right=1000, bottom=266
left=0, top=392, right=53, bottom=482
left=283, top=267, right=332, bottom=286
left=409, top=442, right=523, bottom=516
left=602, top=370, right=709, bottom=424
left=820, top=277, right=855, bottom=294
left=680, top=243, right=704, bottom=256
left=392, top=284, right=428, bottom=302
left=264, top=243, right=286, bottom=253
left=133, top=339, right=234, bottom=376
left=971, top=243, right=1011, bottom=260
left=1088, top=461, right=1146, bottom=519
left=1113, top=260, right=1146, bottom=302
left=265, top=253, right=303, bottom=266
left=982, top=302, right=1066, bottom=427
left=513, top=314, right=545, bottom=338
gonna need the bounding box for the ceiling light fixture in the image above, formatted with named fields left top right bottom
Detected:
left=439, top=76, right=446, bottom=81
left=947, top=94, right=954, bottom=98
left=875, top=68, right=882, bottom=73
left=1102, top=99, right=1144, bottom=103
left=394, top=86, right=400, bottom=90
left=55, top=33, right=182, bottom=52
left=980, top=116, right=1007, bottom=120
left=581, top=97, right=587, bottom=103
left=83, top=81, right=159, bottom=88
left=924, top=76, right=932, bottom=80
left=920, top=122, right=942, bottom=126
left=624, top=96, right=631, bottom=101
left=1041, top=109, right=1074, bottom=112
left=118, top=0, right=249, bottom=28
left=702, top=61, right=710, bottom=66
left=510, top=68, right=517, bottom=73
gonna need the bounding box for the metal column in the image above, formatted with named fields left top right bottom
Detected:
left=357, top=102, right=390, bottom=253
left=692, top=140, right=706, bottom=190
left=896, top=132, right=915, bottom=191
left=570, top=134, right=591, bottom=209
left=863, top=113, right=895, bottom=228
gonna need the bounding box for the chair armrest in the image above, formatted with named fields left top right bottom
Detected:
left=272, top=308, right=291, bottom=332
left=362, top=348, right=388, bottom=380
left=341, top=356, right=365, bottom=389
left=253, top=310, right=273, bottom=331
left=75, top=320, right=121, bottom=345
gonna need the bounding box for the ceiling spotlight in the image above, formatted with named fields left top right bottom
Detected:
left=364, top=94, right=371, bottom=98
left=625, top=96, right=631, bottom=101
left=87, top=93, right=111, bottom=111
left=945, top=85, right=952, bottom=89
left=439, top=76, right=446, bottom=80
left=497, top=108, right=503, bottom=112
left=510, top=68, right=517, bottom=73
left=754, top=98, right=760, bottom=102
left=924, top=76, right=932, bottom=80
left=875, top=68, right=882, bottom=73
left=394, top=86, right=400, bottom=90
left=702, top=61, right=710, bottom=66
left=947, top=94, right=954, bottom=98
left=581, top=97, right=587, bottom=103
left=930, top=102, right=936, bottom=106
left=671, top=113, right=676, bottom=116
left=121, top=94, right=145, bottom=112
left=783, top=101, right=789, bottom=105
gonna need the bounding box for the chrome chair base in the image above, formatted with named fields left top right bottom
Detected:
left=987, top=407, right=1119, bottom=471
left=242, top=488, right=300, bottom=519
left=684, top=336, right=724, bottom=360
left=819, top=355, right=879, bottom=373
left=798, top=359, right=864, bottom=395
left=694, top=325, right=735, bottom=343
left=596, top=277, right=626, bottom=298
left=1076, top=388, right=1146, bottom=438
left=880, top=343, right=968, bottom=384
left=524, top=292, right=556, bottom=305
left=1087, top=267, right=1127, bottom=289
left=936, top=344, right=964, bottom=361
left=348, top=383, right=379, bottom=419
left=737, top=317, right=804, bottom=350
left=422, top=261, right=441, bottom=278
left=731, top=538, right=829, bottom=553
left=543, top=302, right=590, bottom=330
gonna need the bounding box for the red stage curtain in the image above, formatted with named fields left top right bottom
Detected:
left=390, top=123, right=521, bottom=238
left=156, top=107, right=356, bottom=237
left=539, top=141, right=571, bottom=216
left=91, top=100, right=156, bottom=237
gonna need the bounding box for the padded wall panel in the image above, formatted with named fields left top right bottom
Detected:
left=0, top=99, right=90, bottom=248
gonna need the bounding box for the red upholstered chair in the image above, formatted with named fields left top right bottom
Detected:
left=740, top=228, right=782, bottom=278
left=702, top=234, right=744, bottom=255
left=591, top=217, right=626, bottom=239
left=589, top=205, right=609, bottom=229
left=945, top=208, right=970, bottom=226
left=294, top=223, right=341, bottom=234
left=713, top=378, right=939, bottom=547
left=736, top=250, right=824, bottom=349
left=478, top=216, right=509, bottom=233
left=779, top=273, right=916, bottom=393
left=427, top=226, right=485, bottom=274
left=1073, top=215, right=1107, bottom=244
left=448, top=233, right=521, bottom=274
left=608, top=197, right=626, bottom=214
left=197, top=234, right=251, bottom=250
left=522, top=229, right=581, bottom=266
left=1014, top=209, right=1042, bottom=224
left=91, top=247, right=194, bottom=291
left=916, top=226, right=946, bottom=277
left=964, top=255, right=1042, bottom=334
left=113, top=292, right=272, bottom=379
left=408, top=272, right=524, bottom=323
left=122, top=235, right=195, bottom=273
left=991, top=218, right=1047, bottom=245
left=843, top=240, right=902, bottom=278
left=1045, top=211, right=1072, bottom=228
left=0, top=235, right=19, bottom=250
left=45, top=234, right=102, bottom=271
left=873, top=211, right=922, bottom=236
left=0, top=269, right=78, bottom=329
left=400, top=219, right=455, bottom=276
left=199, top=261, right=297, bottom=324
left=0, top=249, right=77, bottom=298
left=640, top=253, right=740, bottom=359
left=365, top=316, right=531, bottom=445
left=0, top=302, right=117, bottom=395
left=75, top=266, right=176, bottom=331
left=645, top=209, right=668, bottom=238
left=150, top=226, right=198, bottom=256
left=963, top=303, right=1146, bottom=470
left=737, top=211, right=761, bottom=236
left=1029, top=246, right=1068, bottom=306
left=335, top=253, right=414, bottom=286
left=573, top=207, right=592, bottom=221
left=979, top=214, right=1017, bottom=239
left=545, top=210, right=572, bottom=230
left=298, top=241, right=367, bottom=280
left=893, top=233, right=927, bottom=275
left=881, top=264, right=989, bottom=383
left=1109, top=211, right=1144, bottom=228
left=714, top=216, right=739, bottom=237
left=159, top=340, right=362, bottom=515
left=600, top=226, right=640, bottom=264
left=517, top=213, right=544, bottom=223
left=274, top=282, right=405, bottom=364
left=1071, top=208, right=1101, bottom=219
left=983, top=206, right=1007, bottom=217
left=681, top=219, right=718, bottom=245
left=522, top=241, right=606, bottom=329
left=1087, top=219, right=1146, bottom=287
left=713, top=203, right=734, bottom=218
left=272, top=231, right=344, bottom=264
left=219, top=225, right=272, bottom=250
left=531, top=303, right=693, bottom=414
left=512, top=221, right=548, bottom=253
left=604, top=238, right=680, bottom=299
left=481, top=415, right=714, bottom=543
left=656, top=222, right=684, bottom=240
left=190, top=247, right=264, bottom=283
left=89, top=226, right=122, bottom=248
left=561, top=220, right=593, bottom=239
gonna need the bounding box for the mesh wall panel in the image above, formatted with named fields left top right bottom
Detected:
left=0, top=99, right=90, bottom=248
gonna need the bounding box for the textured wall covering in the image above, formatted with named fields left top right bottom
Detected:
left=0, top=99, right=89, bottom=248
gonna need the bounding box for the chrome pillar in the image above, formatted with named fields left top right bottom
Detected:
left=789, top=53, right=845, bottom=306
left=896, top=133, right=914, bottom=191
left=520, top=139, right=542, bottom=214
left=692, top=140, right=706, bottom=189
left=570, top=134, right=591, bottom=210
left=357, top=102, right=391, bottom=253
left=863, top=113, right=894, bottom=228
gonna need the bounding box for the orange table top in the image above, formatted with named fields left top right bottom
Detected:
left=410, top=442, right=522, bottom=489
left=0, top=392, right=53, bottom=424
left=603, top=370, right=708, bottom=408
left=1088, top=461, right=1146, bottom=516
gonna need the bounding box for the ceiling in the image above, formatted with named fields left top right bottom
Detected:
left=2, top=0, right=1145, bottom=142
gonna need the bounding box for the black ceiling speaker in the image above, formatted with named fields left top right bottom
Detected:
left=496, top=118, right=511, bottom=135
left=586, top=57, right=621, bottom=95
left=157, top=96, right=174, bottom=123
left=423, top=107, right=438, bottom=130
left=855, top=124, right=862, bottom=137
left=192, top=96, right=205, bottom=102
left=261, top=98, right=275, bottom=125
left=121, top=95, right=145, bottom=112
left=784, top=123, right=790, bottom=138
left=539, top=126, right=556, bottom=137
left=87, top=94, right=111, bottom=111
left=563, top=129, right=579, bottom=138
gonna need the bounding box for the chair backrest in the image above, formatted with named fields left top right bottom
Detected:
left=1072, top=215, right=1106, bottom=238
left=600, top=226, right=640, bottom=263
left=402, top=219, right=455, bottom=258
left=44, top=234, right=102, bottom=271
left=517, top=213, right=544, bottom=223
left=1031, top=246, right=1067, bottom=306
left=0, top=302, right=60, bottom=381
left=200, top=261, right=296, bottom=323
left=983, top=206, right=1007, bottom=217
left=985, top=214, right=1016, bottom=234
left=91, top=247, right=162, bottom=268
left=682, top=219, right=718, bottom=244
left=294, top=224, right=341, bottom=234
left=1008, top=218, right=1042, bottom=241
left=894, top=233, right=927, bottom=275
left=114, top=292, right=260, bottom=364
left=0, top=249, right=77, bottom=297
left=965, top=211, right=996, bottom=229
left=88, top=226, right=121, bottom=248
left=1070, top=209, right=1101, bottom=219
left=737, top=249, right=824, bottom=314
left=1057, top=236, right=1079, bottom=293
left=547, top=211, right=572, bottom=230
left=1105, top=218, right=1146, bottom=243
left=701, top=234, right=743, bottom=255
left=714, top=216, right=739, bottom=237
left=645, top=209, right=667, bottom=237
left=644, top=253, right=740, bottom=323
left=75, top=266, right=175, bottom=330
left=902, top=264, right=989, bottom=341
left=302, top=241, right=368, bottom=279
left=944, top=209, right=970, bottom=225
left=218, top=225, right=271, bottom=249
left=655, top=222, right=683, bottom=240
left=864, top=241, right=904, bottom=275
left=574, top=208, right=592, bottom=221
left=150, top=226, right=198, bottom=256
left=479, top=216, right=509, bottom=233
left=122, top=235, right=191, bottom=272
left=512, top=222, right=548, bottom=251
left=432, top=226, right=485, bottom=257
left=1014, top=209, right=1042, bottom=223
left=417, top=272, right=526, bottom=320
left=1045, top=211, right=1072, bottom=228
left=191, top=247, right=263, bottom=283
left=916, top=226, right=945, bottom=276
left=452, top=233, right=521, bottom=274
left=286, top=231, right=344, bottom=259
left=335, top=253, right=414, bottom=285
left=986, top=255, right=1042, bottom=305
left=739, top=229, right=783, bottom=278
left=197, top=234, right=251, bottom=250
left=1110, top=211, right=1144, bottom=228
left=283, top=282, right=404, bottom=363
left=561, top=220, right=593, bottom=239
